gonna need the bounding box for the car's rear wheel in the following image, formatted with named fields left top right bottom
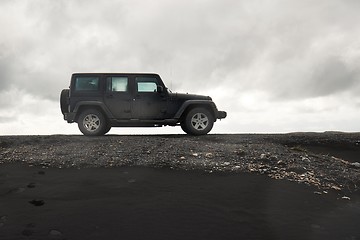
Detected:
left=78, top=109, right=107, bottom=136
left=183, top=108, right=214, bottom=135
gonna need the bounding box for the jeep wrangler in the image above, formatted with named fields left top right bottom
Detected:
left=60, top=73, right=226, bottom=136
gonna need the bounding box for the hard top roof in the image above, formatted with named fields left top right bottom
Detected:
left=72, top=73, right=160, bottom=77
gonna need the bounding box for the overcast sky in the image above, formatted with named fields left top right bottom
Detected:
left=0, top=0, right=359, bottom=135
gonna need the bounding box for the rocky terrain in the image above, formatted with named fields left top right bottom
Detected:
left=1, top=133, right=359, bottom=194
left=1, top=133, right=360, bottom=239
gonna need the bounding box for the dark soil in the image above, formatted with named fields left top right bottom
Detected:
left=0, top=133, right=359, bottom=239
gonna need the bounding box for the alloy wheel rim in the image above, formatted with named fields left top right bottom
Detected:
left=83, top=114, right=100, bottom=132
left=191, top=113, right=209, bottom=130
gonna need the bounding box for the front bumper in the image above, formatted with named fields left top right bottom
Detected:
left=217, top=111, right=227, bottom=119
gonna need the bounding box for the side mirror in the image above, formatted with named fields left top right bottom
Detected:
left=157, top=85, right=164, bottom=93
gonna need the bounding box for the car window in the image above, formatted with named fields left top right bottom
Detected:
left=107, top=77, right=128, bottom=92
left=75, top=77, right=99, bottom=91
left=136, top=77, right=158, bottom=93
left=137, top=82, right=158, bottom=92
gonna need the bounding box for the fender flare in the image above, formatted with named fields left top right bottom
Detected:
left=173, top=100, right=217, bottom=119
left=73, top=101, right=114, bottom=120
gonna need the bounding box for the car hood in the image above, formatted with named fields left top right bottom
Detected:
left=168, top=92, right=212, bottom=101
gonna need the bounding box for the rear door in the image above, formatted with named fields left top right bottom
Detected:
left=103, top=75, right=132, bottom=119
left=132, top=76, right=167, bottom=119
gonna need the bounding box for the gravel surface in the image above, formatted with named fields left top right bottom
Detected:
left=1, top=133, right=359, bottom=194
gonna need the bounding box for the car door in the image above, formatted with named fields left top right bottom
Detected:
left=103, top=76, right=132, bottom=119
left=132, top=76, right=167, bottom=119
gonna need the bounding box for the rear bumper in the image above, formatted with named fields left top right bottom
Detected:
left=64, top=112, right=76, bottom=123
left=217, top=111, right=227, bottom=119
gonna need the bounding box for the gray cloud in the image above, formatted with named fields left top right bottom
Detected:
left=310, top=57, right=359, bottom=97
left=1, top=0, right=360, bottom=134
left=0, top=54, right=13, bottom=91
left=269, top=56, right=360, bottom=100
left=0, top=0, right=359, bottom=103
left=0, top=116, right=17, bottom=124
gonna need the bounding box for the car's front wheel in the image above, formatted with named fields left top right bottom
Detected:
left=77, top=109, right=107, bottom=136
left=182, top=108, right=214, bottom=135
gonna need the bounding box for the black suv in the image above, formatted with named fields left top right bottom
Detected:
left=60, top=73, right=226, bottom=136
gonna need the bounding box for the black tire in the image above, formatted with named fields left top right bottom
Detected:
left=104, top=125, right=112, bottom=135
left=183, top=108, right=214, bottom=135
left=77, top=109, right=107, bottom=136
left=180, top=122, right=190, bottom=134
left=60, top=89, right=69, bottom=114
